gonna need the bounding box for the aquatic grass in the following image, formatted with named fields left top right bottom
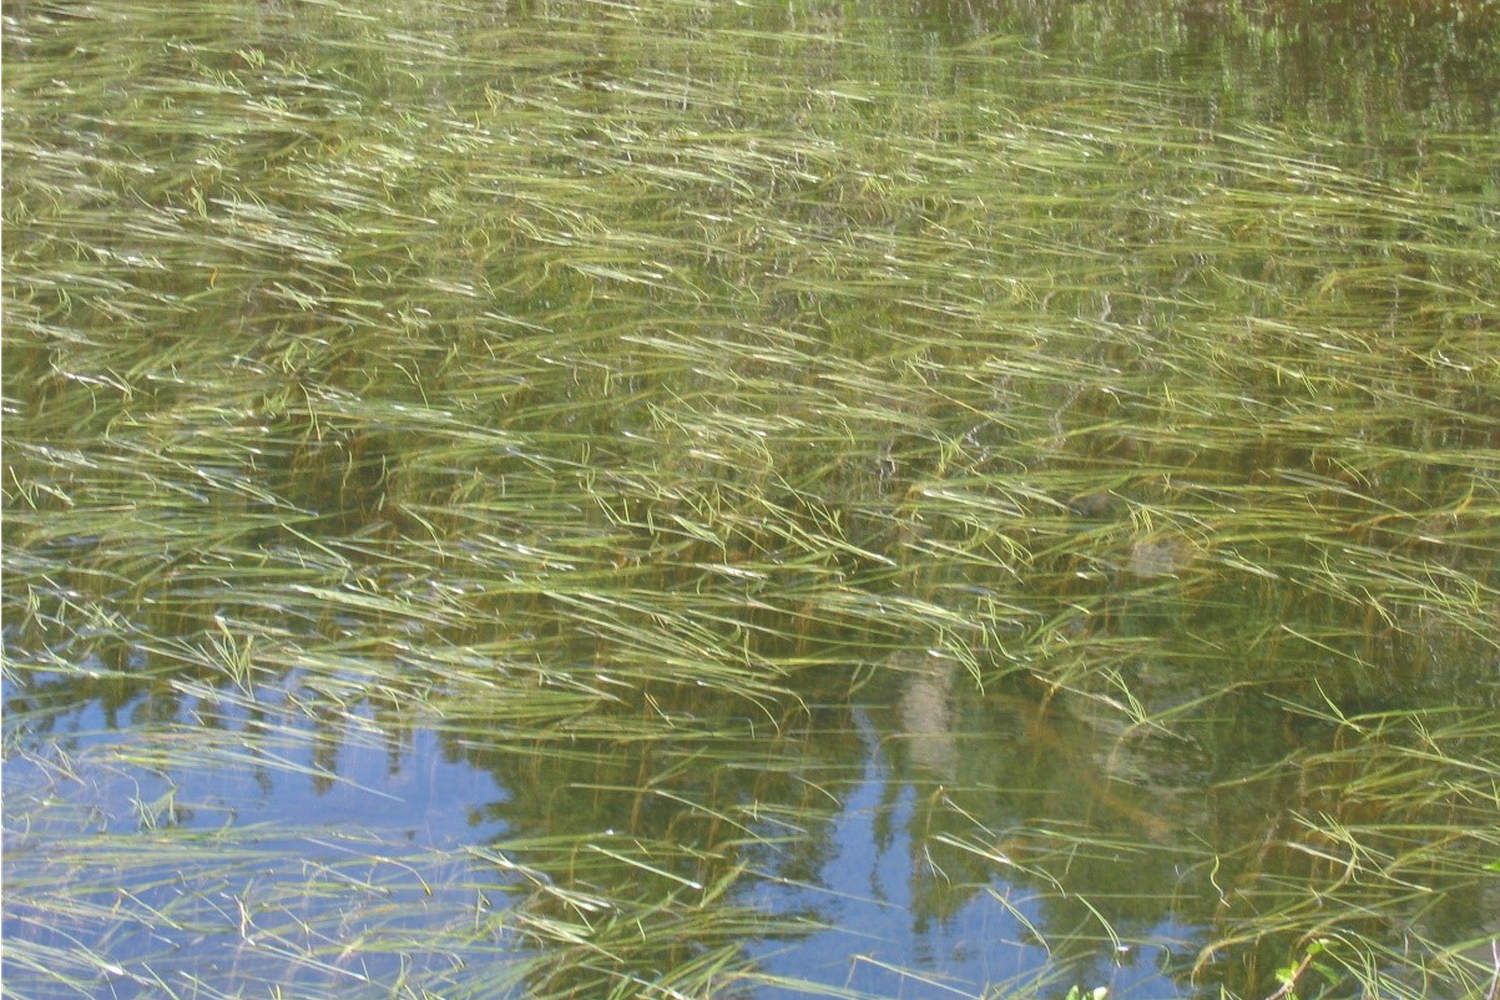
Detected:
left=6, top=0, right=1500, bottom=997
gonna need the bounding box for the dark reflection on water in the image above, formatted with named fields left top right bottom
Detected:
left=743, top=703, right=1182, bottom=1000
left=2, top=656, right=1188, bottom=998
left=7, top=631, right=1495, bottom=997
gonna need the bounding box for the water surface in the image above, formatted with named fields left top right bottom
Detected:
left=4, top=2, right=1498, bottom=998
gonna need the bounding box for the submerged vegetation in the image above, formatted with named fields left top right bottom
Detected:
left=3, top=1, right=1498, bottom=998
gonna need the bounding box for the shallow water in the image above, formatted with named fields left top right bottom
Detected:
left=4, top=2, right=1499, bottom=998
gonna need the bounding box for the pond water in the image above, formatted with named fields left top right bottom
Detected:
left=4, top=2, right=1498, bottom=998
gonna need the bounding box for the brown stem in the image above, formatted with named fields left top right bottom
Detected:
left=1260, top=950, right=1315, bottom=1000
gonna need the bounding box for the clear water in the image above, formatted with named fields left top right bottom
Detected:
left=4, top=1, right=1498, bottom=998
